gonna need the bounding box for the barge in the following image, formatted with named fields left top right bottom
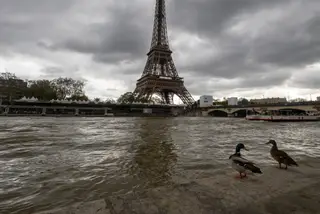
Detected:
left=246, top=109, right=320, bottom=122
left=246, top=115, right=320, bottom=122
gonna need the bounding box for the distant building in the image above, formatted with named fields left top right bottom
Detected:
left=250, top=97, right=287, bottom=104
left=199, top=95, right=213, bottom=107
left=227, top=97, right=238, bottom=106
left=317, top=96, right=320, bottom=101
left=0, top=78, right=27, bottom=101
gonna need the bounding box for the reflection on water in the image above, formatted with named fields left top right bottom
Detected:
left=131, top=141, right=177, bottom=187
left=0, top=117, right=319, bottom=214
left=129, top=119, right=178, bottom=187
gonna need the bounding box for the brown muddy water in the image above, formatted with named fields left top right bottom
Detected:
left=0, top=117, right=319, bottom=214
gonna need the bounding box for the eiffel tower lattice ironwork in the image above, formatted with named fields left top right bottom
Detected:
left=133, top=0, right=195, bottom=105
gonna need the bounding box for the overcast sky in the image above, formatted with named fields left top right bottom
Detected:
left=0, top=0, right=320, bottom=101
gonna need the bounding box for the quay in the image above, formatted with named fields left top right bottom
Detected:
left=36, top=157, right=320, bottom=214
left=0, top=98, right=186, bottom=117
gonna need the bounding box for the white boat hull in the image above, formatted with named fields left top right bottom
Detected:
left=246, top=115, right=320, bottom=122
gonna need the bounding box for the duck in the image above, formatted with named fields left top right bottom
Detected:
left=229, top=143, right=262, bottom=178
left=266, top=140, right=298, bottom=170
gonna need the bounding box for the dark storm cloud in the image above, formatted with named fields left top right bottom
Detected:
left=1, top=0, right=320, bottom=95
left=58, top=21, right=149, bottom=64
left=292, top=77, right=320, bottom=89
left=168, top=0, right=320, bottom=86
left=288, top=69, right=320, bottom=89
left=239, top=71, right=291, bottom=88
left=185, top=69, right=290, bottom=96
left=37, top=66, right=87, bottom=83
left=179, top=38, right=261, bottom=79
left=168, top=0, right=289, bottom=36
left=254, top=16, right=320, bottom=67
left=0, top=0, right=79, bottom=59
left=53, top=1, right=153, bottom=64
left=0, top=0, right=74, bottom=44
left=0, top=0, right=74, bottom=14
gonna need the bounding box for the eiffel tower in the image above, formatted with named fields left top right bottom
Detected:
left=133, top=0, right=195, bottom=105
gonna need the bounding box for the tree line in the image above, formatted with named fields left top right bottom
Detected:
left=0, top=72, right=92, bottom=101
left=116, top=92, right=165, bottom=104
left=0, top=72, right=162, bottom=104
left=4, top=72, right=307, bottom=105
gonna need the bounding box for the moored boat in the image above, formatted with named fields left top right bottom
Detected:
left=246, top=114, right=320, bottom=122
left=246, top=109, right=320, bottom=122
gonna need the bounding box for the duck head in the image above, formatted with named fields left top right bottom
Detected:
left=235, top=143, right=248, bottom=153
left=266, top=140, right=277, bottom=146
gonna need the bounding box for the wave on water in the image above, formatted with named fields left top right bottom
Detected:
left=0, top=117, right=319, bottom=213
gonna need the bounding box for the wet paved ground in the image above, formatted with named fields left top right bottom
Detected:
left=38, top=158, right=320, bottom=214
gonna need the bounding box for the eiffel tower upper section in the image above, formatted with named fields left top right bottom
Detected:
left=134, top=0, right=194, bottom=105
left=139, top=0, right=179, bottom=78
left=149, top=0, right=170, bottom=52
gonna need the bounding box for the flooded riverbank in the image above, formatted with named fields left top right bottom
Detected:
left=0, top=117, right=319, bottom=213
left=37, top=157, right=320, bottom=214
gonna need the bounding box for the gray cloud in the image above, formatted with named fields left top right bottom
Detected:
left=0, top=0, right=74, bottom=42
left=185, top=69, right=291, bottom=96
left=0, top=0, right=319, bottom=99
left=251, top=11, right=320, bottom=68
left=0, top=0, right=74, bottom=14
left=52, top=1, right=153, bottom=64
left=169, top=0, right=290, bottom=36
left=292, top=77, right=320, bottom=89
left=172, top=0, right=320, bottom=80
left=288, top=69, right=320, bottom=89
left=38, top=66, right=87, bottom=80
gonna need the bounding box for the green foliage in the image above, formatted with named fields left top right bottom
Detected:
left=105, top=98, right=116, bottom=104
left=213, top=100, right=227, bottom=106
left=290, top=98, right=307, bottom=102
left=69, top=94, right=89, bottom=101
left=0, top=72, right=27, bottom=101
left=51, top=77, right=86, bottom=100
left=0, top=72, right=18, bottom=80
left=116, top=92, right=165, bottom=104
left=0, top=72, right=92, bottom=101
left=238, top=98, right=249, bottom=105
left=1, top=72, right=173, bottom=104
left=93, top=97, right=101, bottom=103
left=25, top=80, right=57, bottom=100
left=117, top=92, right=136, bottom=104
left=23, top=77, right=87, bottom=101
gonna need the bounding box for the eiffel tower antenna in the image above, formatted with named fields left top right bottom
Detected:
left=133, top=0, right=195, bottom=105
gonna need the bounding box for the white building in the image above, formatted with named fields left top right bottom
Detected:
left=199, top=95, right=213, bottom=107
left=250, top=97, right=287, bottom=104
left=228, top=97, right=238, bottom=106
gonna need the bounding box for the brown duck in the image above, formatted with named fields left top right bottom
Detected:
left=266, top=140, right=298, bottom=169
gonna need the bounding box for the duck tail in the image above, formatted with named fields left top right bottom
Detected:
left=291, top=160, right=298, bottom=166
left=291, top=159, right=298, bottom=166
left=286, top=156, right=298, bottom=167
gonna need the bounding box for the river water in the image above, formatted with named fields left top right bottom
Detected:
left=0, top=117, right=319, bottom=214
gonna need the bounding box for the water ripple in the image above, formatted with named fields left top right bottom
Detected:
left=0, top=117, right=319, bottom=213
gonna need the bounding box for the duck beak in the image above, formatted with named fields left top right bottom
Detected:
left=244, top=147, right=249, bottom=151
